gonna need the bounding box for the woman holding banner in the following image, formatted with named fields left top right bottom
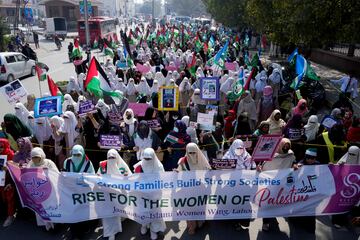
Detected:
left=177, top=143, right=211, bottom=235
left=63, top=145, right=95, bottom=239
left=27, top=147, right=59, bottom=231
left=97, top=149, right=132, bottom=240
left=134, top=148, right=166, bottom=240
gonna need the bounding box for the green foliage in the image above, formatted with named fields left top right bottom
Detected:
left=166, top=0, right=208, bottom=17
left=202, top=0, right=360, bottom=46
left=0, top=17, right=10, bottom=51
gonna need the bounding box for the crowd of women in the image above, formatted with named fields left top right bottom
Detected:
left=0, top=21, right=359, bottom=240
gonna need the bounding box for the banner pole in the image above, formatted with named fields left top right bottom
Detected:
left=38, top=79, right=43, bottom=97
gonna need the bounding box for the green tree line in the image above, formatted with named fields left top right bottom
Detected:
left=202, top=0, right=360, bottom=48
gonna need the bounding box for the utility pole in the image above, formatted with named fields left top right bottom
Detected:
left=83, top=0, right=90, bottom=47
left=152, top=0, right=155, bottom=28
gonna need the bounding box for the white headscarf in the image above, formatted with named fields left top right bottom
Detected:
left=181, top=143, right=211, bottom=170
left=105, top=149, right=132, bottom=175
left=63, top=94, right=77, bottom=111
left=165, top=71, right=173, bottom=86
left=179, top=77, right=191, bottom=92
left=304, top=115, right=320, bottom=142
left=267, top=110, right=286, bottom=134
left=126, top=78, right=137, bottom=95
left=67, top=76, right=80, bottom=93
left=154, top=72, right=165, bottom=86
left=191, top=88, right=205, bottom=105
left=135, top=148, right=164, bottom=173
left=77, top=73, right=86, bottom=91
left=15, top=102, right=30, bottom=125
left=27, top=111, right=35, bottom=131
left=220, top=77, right=234, bottom=94
left=269, top=68, right=282, bottom=84
left=181, top=116, right=198, bottom=143
left=59, top=111, right=79, bottom=148
left=222, top=139, right=255, bottom=170
left=136, top=77, right=151, bottom=96
left=150, top=80, right=159, bottom=94
left=123, top=108, right=135, bottom=125
left=50, top=116, right=64, bottom=155
left=95, top=99, right=110, bottom=118
left=116, top=78, right=127, bottom=93
left=34, top=117, right=52, bottom=146
left=338, top=146, right=360, bottom=165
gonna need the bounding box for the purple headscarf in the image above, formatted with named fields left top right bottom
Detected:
left=13, top=137, right=33, bottom=164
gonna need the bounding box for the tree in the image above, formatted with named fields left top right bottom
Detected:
left=166, top=0, right=208, bottom=17
left=0, top=17, right=10, bottom=52
left=202, top=0, right=360, bottom=48
left=202, top=0, right=248, bottom=29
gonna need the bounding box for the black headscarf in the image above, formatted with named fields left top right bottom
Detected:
left=3, top=114, right=32, bottom=141
left=137, top=120, right=150, bottom=139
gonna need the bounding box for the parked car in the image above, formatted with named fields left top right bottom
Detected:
left=0, top=52, right=36, bottom=82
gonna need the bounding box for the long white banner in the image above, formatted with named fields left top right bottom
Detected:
left=8, top=163, right=360, bottom=223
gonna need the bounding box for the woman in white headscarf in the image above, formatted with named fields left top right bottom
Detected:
left=177, top=143, right=210, bottom=235
left=150, top=80, right=159, bottom=95
left=121, top=109, right=138, bottom=149
left=181, top=116, right=198, bottom=143
left=33, top=117, right=52, bottom=148
left=126, top=78, right=137, bottom=102
left=268, top=68, right=282, bottom=99
left=95, top=99, right=110, bottom=118
left=267, top=109, right=286, bottom=134
left=15, top=102, right=30, bottom=125
left=50, top=116, right=65, bottom=168
left=27, top=111, right=35, bottom=132
left=179, top=77, right=192, bottom=113
left=154, top=72, right=165, bottom=86
left=58, top=111, right=79, bottom=156
left=191, top=88, right=206, bottom=106
left=77, top=73, right=86, bottom=92
left=97, top=149, right=132, bottom=240
left=116, top=78, right=127, bottom=93
left=67, top=76, right=81, bottom=94
left=165, top=71, right=173, bottom=86
left=63, top=94, right=77, bottom=112
left=304, top=115, right=320, bottom=143
left=133, top=148, right=166, bottom=240
left=27, top=147, right=59, bottom=231
left=136, top=77, right=151, bottom=96
left=254, top=73, right=267, bottom=105
left=223, top=139, right=255, bottom=170
left=338, top=146, right=360, bottom=165
left=237, top=91, right=257, bottom=131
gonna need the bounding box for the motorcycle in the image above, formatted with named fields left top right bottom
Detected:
left=56, top=41, right=62, bottom=50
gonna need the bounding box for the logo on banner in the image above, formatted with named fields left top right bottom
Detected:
left=340, top=173, right=360, bottom=199
left=22, top=171, right=52, bottom=203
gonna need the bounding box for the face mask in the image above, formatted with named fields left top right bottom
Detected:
left=72, top=156, right=82, bottom=162
left=172, top=116, right=178, bottom=120
left=173, top=127, right=179, bottom=132
left=235, top=148, right=244, bottom=156
left=282, top=148, right=289, bottom=153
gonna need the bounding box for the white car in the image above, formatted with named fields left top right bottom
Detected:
left=0, top=52, right=36, bottom=82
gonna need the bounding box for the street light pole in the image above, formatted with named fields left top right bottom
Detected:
left=152, top=0, right=155, bottom=27
left=84, top=0, right=90, bottom=47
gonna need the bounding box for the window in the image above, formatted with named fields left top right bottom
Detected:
left=16, top=54, right=26, bottom=62
left=5, top=56, right=16, bottom=64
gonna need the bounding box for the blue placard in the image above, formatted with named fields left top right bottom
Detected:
left=34, top=96, right=62, bottom=118
left=116, top=61, right=127, bottom=69
left=200, top=77, right=220, bottom=101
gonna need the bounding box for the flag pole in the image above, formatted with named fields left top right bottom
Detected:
left=38, top=78, right=43, bottom=96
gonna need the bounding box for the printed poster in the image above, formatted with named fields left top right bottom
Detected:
left=0, top=80, right=28, bottom=104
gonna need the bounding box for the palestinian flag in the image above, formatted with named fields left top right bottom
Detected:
left=72, top=39, right=82, bottom=58
left=84, top=57, right=121, bottom=101
left=194, top=34, right=202, bottom=53
left=35, top=65, right=47, bottom=81
left=188, top=52, right=197, bottom=77
left=103, top=43, right=114, bottom=58
left=47, top=75, right=62, bottom=97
